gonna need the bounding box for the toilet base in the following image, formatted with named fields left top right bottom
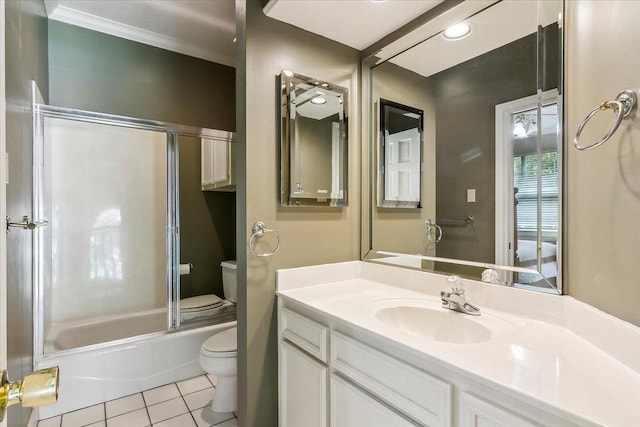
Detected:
left=211, top=375, right=237, bottom=413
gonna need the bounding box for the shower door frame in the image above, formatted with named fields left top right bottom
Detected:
left=32, top=88, right=234, bottom=363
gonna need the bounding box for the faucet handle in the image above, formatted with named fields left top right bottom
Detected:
left=446, top=275, right=464, bottom=295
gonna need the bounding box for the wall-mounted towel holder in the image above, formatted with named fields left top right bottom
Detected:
left=574, top=89, right=637, bottom=151
left=248, top=221, right=280, bottom=257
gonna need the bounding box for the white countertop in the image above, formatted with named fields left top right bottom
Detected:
left=276, top=261, right=640, bottom=426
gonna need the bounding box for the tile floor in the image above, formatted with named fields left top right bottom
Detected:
left=37, top=374, right=237, bottom=427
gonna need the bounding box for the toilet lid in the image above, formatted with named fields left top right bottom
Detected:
left=180, top=295, right=224, bottom=312
left=203, top=327, right=237, bottom=353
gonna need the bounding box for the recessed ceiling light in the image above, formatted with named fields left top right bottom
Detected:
left=311, top=96, right=327, bottom=105
left=443, top=23, right=472, bottom=41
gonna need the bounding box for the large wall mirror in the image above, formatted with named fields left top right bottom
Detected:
left=364, top=0, right=563, bottom=293
left=280, top=71, right=348, bottom=207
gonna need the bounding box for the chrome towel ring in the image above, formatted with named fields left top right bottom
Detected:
left=248, top=221, right=280, bottom=257
left=574, top=89, right=637, bottom=151
left=426, top=219, right=443, bottom=243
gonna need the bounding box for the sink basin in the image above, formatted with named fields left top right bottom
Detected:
left=375, top=304, right=492, bottom=344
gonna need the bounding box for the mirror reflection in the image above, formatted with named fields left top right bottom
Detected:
left=368, top=0, right=563, bottom=292
left=280, top=71, right=348, bottom=207
left=378, top=99, right=423, bottom=208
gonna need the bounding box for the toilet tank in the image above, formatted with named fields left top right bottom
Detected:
left=221, top=260, right=237, bottom=302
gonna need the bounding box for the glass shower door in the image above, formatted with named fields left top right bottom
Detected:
left=39, top=116, right=173, bottom=354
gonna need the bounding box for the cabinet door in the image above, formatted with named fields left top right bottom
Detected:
left=459, top=393, right=537, bottom=427
left=280, top=341, right=327, bottom=427
left=330, top=374, right=416, bottom=427
left=212, top=138, right=229, bottom=185
left=201, top=138, right=214, bottom=186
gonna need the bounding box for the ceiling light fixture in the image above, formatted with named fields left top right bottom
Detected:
left=311, top=96, right=327, bottom=105
left=443, top=22, right=472, bottom=41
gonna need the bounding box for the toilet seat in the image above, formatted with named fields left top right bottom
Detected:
left=201, top=327, right=237, bottom=358
left=180, top=295, right=225, bottom=312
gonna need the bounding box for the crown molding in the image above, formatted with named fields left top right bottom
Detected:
left=45, top=1, right=235, bottom=67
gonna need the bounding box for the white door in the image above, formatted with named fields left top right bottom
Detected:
left=384, top=128, right=421, bottom=202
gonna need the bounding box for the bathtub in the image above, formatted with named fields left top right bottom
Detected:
left=37, top=312, right=236, bottom=419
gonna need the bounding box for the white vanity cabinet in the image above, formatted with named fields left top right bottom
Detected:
left=201, top=137, right=235, bottom=191
left=278, top=298, right=588, bottom=427
left=278, top=302, right=451, bottom=427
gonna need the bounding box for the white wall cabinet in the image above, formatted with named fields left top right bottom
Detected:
left=201, top=137, right=235, bottom=191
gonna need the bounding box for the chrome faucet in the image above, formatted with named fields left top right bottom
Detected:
left=440, top=275, right=481, bottom=316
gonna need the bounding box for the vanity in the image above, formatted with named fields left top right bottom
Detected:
left=276, top=261, right=640, bottom=426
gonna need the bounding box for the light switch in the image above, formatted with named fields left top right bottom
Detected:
left=467, top=188, right=476, bottom=203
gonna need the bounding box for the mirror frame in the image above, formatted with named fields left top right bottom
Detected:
left=360, top=0, right=564, bottom=294
left=280, top=71, right=349, bottom=208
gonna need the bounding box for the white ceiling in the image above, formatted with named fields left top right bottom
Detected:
left=390, top=0, right=541, bottom=78
left=264, top=0, right=445, bottom=51
left=44, top=0, right=236, bottom=66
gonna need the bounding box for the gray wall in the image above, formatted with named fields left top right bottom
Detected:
left=236, top=0, right=361, bottom=424
left=5, top=0, right=48, bottom=425
left=48, top=21, right=235, bottom=129
left=48, top=21, right=236, bottom=300
left=566, top=1, right=640, bottom=326
left=428, top=28, right=558, bottom=262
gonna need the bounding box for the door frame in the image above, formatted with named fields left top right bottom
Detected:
left=1, top=0, right=8, bottom=425
left=494, top=89, right=560, bottom=279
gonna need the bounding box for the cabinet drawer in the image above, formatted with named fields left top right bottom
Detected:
left=330, top=374, right=416, bottom=427
left=459, top=392, right=538, bottom=427
left=331, top=331, right=451, bottom=426
left=281, top=308, right=328, bottom=362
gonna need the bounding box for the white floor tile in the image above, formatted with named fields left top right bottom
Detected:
left=37, top=415, right=61, bottom=427
left=106, top=393, right=145, bottom=419
left=206, top=374, right=217, bottom=386
left=61, top=404, right=104, bottom=427
left=105, top=408, right=150, bottom=427
left=183, top=387, right=215, bottom=411
left=52, top=379, right=236, bottom=427
left=191, top=407, right=234, bottom=427
left=147, top=397, right=188, bottom=424
left=143, top=383, right=181, bottom=406
left=177, top=375, right=212, bottom=395
left=213, top=418, right=238, bottom=427
left=153, top=413, right=197, bottom=427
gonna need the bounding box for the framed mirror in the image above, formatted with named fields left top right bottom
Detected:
left=364, top=0, right=563, bottom=293
left=280, top=71, right=348, bottom=207
left=378, top=99, right=423, bottom=208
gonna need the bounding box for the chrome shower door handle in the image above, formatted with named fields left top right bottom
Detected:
left=6, top=215, right=48, bottom=232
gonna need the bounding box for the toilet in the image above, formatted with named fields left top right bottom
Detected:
left=180, top=260, right=237, bottom=323
left=198, top=260, right=238, bottom=412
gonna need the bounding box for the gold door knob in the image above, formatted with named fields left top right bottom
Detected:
left=0, top=366, right=59, bottom=421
